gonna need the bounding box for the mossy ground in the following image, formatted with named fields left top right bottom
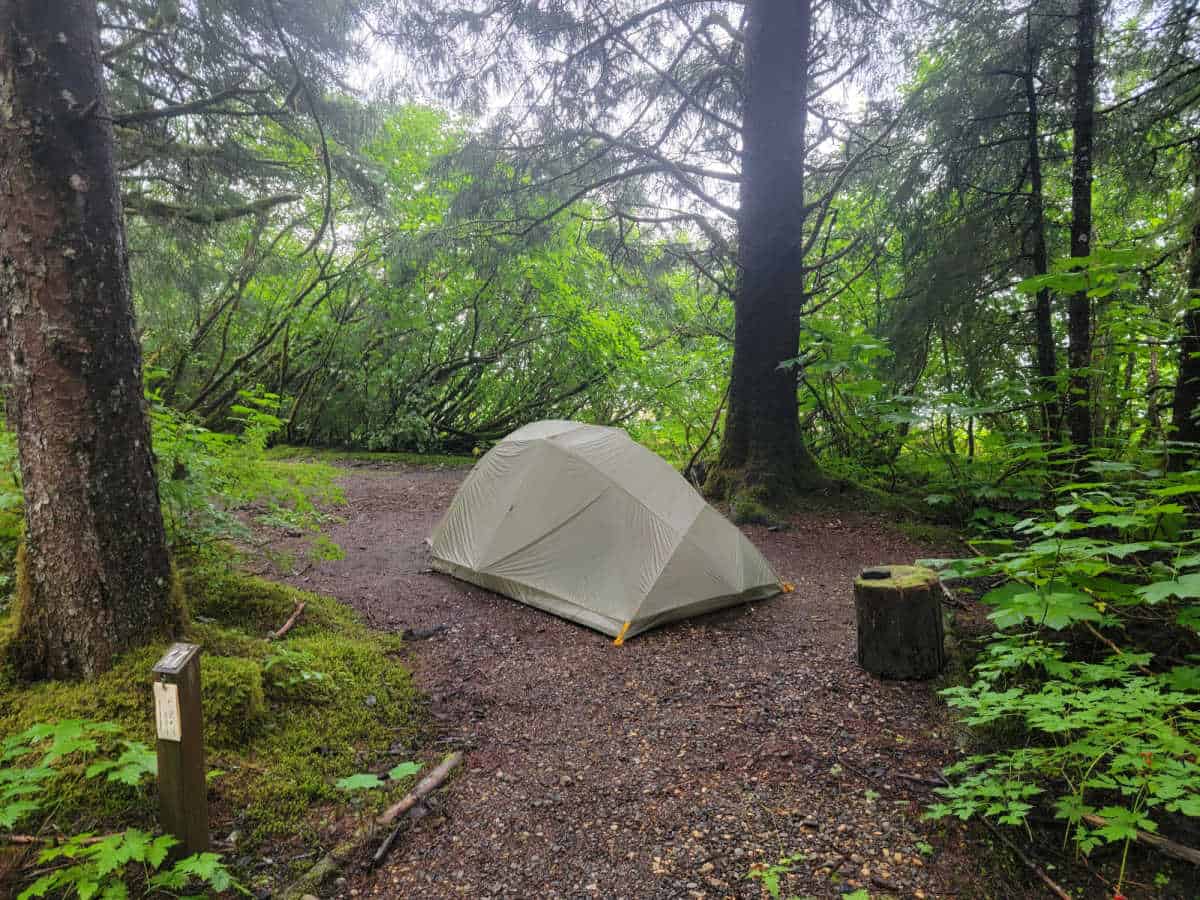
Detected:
left=266, top=445, right=475, bottom=468
left=0, top=567, right=423, bottom=849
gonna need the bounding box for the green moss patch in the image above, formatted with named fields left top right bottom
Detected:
left=730, top=496, right=775, bottom=525
left=0, top=568, right=421, bottom=846
left=854, top=564, right=939, bottom=591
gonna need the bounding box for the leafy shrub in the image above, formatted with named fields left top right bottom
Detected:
left=0, top=719, right=239, bottom=899
left=17, top=830, right=239, bottom=900
left=148, top=380, right=343, bottom=555
left=926, top=458, right=1200, bottom=890
left=0, top=382, right=344, bottom=594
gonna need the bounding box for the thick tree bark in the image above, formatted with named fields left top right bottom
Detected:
left=714, top=0, right=824, bottom=503
left=1066, top=0, right=1098, bottom=449
left=1169, top=145, right=1200, bottom=463
left=1023, top=19, right=1060, bottom=442
left=0, top=1, right=178, bottom=679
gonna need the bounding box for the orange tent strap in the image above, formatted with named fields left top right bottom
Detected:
left=613, top=621, right=632, bottom=646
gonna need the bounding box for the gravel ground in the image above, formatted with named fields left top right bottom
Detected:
left=261, top=463, right=992, bottom=899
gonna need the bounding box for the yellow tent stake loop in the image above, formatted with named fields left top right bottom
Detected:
left=613, top=621, right=632, bottom=646
left=781, top=582, right=795, bottom=593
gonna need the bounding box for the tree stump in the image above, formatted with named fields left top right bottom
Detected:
left=854, top=565, right=945, bottom=679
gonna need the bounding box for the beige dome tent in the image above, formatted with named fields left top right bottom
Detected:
left=430, top=420, right=782, bottom=642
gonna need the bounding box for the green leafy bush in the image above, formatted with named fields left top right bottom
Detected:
left=1, top=719, right=240, bottom=899
left=926, top=458, right=1200, bottom=889
left=148, top=380, right=343, bottom=555
left=18, top=830, right=239, bottom=900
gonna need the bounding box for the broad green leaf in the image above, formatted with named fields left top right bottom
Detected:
left=335, top=772, right=384, bottom=791
left=1138, top=573, right=1200, bottom=604
left=388, top=761, right=422, bottom=781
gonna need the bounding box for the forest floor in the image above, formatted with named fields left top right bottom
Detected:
left=253, top=460, right=1004, bottom=899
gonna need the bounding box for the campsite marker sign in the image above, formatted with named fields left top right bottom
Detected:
left=153, top=642, right=210, bottom=854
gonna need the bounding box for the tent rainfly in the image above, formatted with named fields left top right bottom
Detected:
left=429, top=420, right=782, bottom=642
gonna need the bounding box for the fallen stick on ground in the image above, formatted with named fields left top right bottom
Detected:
left=371, top=802, right=429, bottom=868
left=4, top=833, right=115, bottom=846
left=1082, top=814, right=1200, bottom=866
left=377, top=751, right=463, bottom=826
left=979, top=817, right=1072, bottom=900
left=400, top=623, right=449, bottom=640
left=270, top=601, right=306, bottom=640
left=281, top=752, right=463, bottom=899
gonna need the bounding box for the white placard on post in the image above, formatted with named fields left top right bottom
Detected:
left=154, top=681, right=182, bottom=742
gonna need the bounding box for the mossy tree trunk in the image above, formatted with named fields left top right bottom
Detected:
left=712, top=0, right=825, bottom=506
left=0, top=0, right=177, bottom=680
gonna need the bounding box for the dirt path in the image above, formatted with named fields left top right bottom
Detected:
left=265, top=464, right=981, bottom=899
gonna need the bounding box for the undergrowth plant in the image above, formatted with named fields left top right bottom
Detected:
left=148, top=380, right=343, bottom=555
left=1, top=719, right=240, bottom=898
left=1, top=381, right=343, bottom=573
left=925, top=456, right=1200, bottom=893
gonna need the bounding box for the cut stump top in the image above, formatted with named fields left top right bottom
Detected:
left=854, top=564, right=939, bottom=593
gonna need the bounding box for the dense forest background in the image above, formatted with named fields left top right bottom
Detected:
left=76, top=0, right=1197, bottom=506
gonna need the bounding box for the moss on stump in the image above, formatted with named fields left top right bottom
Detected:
left=853, top=564, right=945, bottom=680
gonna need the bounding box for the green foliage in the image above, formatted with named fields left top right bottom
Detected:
left=334, top=759, right=422, bottom=793
left=1, top=719, right=240, bottom=898
left=334, top=772, right=386, bottom=791
left=1016, top=248, right=1151, bottom=301
left=148, top=380, right=343, bottom=556
left=746, top=852, right=806, bottom=899
left=19, top=831, right=240, bottom=900
left=926, top=459, right=1200, bottom=883
left=0, top=569, right=421, bottom=849
left=0, top=721, right=159, bottom=834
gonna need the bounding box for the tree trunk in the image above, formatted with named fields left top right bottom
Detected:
left=0, top=0, right=179, bottom=680
left=1169, top=145, right=1200, bottom=464
left=1066, top=0, right=1098, bottom=449
left=1108, top=349, right=1135, bottom=439
left=1023, top=17, right=1060, bottom=442
left=1146, top=346, right=1162, bottom=440
left=713, top=0, right=824, bottom=504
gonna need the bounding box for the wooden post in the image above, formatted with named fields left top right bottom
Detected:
left=153, top=643, right=209, bottom=854
left=853, top=565, right=945, bottom=680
